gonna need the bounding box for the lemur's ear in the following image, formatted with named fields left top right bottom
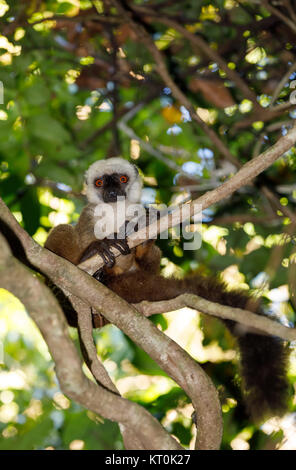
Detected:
left=128, top=166, right=143, bottom=203
left=82, top=167, right=90, bottom=196
left=84, top=166, right=90, bottom=184
left=132, top=163, right=139, bottom=175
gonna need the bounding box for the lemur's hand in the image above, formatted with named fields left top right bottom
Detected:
left=80, top=236, right=130, bottom=267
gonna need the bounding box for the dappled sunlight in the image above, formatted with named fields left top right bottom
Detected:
left=24, top=399, right=43, bottom=420
left=0, top=289, right=50, bottom=360
left=163, top=309, right=236, bottom=363
left=117, top=375, right=175, bottom=401
left=0, top=401, right=19, bottom=423
left=221, top=265, right=249, bottom=290
left=262, top=413, right=296, bottom=450
left=69, top=439, right=84, bottom=450
left=202, top=225, right=229, bottom=250
left=0, top=370, right=27, bottom=391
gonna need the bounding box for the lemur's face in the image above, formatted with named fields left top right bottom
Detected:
left=94, top=172, right=129, bottom=203
left=85, top=157, right=143, bottom=205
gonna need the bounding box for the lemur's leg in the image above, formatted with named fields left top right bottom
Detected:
left=45, top=224, right=81, bottom=264
left=135, top=241, right=162, bottom=274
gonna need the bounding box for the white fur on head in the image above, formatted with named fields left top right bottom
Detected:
left=85, top=157, right=143, bottom=204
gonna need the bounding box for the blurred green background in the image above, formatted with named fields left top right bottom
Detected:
left=0, top=0, right=296, bottom=450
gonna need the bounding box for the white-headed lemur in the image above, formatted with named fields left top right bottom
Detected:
left=45, top=157, right=289, bottom=422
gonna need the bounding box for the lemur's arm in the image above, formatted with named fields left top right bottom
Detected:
left=46, top=203, right=131, bottom=268
left=78, top=208, right=131, bottom=266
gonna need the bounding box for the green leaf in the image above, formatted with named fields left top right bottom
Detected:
left=20, top=187, right=41, bottom=235
left=0, top=416, right=53, bottom=450
left=62, top=411, right=122, bottom=450
left=35, top=162, right=77, bottom=187
left=27, top=115, right=71, bottom=144
left=23, top=80, right=51, bottom=106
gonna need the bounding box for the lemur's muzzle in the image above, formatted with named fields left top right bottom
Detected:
left=103, top=187, right=126, bottom=203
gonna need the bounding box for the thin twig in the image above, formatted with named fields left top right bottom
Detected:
left=283, top=0, right=296, bottom=22
left=80, top=91, right=160, bottom=149
left=134, top=294, right=296, bottom=341
left=118, top=103, right=198, bottom=176
left=261, top=185, right=296, bottom=223
left=110, top=0, right=241, bottom=169
left=262, top=0, right=296, bottom=34
left=30, top=14, right=120, bottom=27
left=270, top=62, right=296, bottom=106
left=131, top=4, right=262, bottom=110
left=74, top=295, right=146, bottom=450
left=252, top=120, right=294, bottom=158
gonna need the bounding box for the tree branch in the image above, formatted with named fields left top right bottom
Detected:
left=134, top=294, right=296, bottom=342
left=0, top=201, right=223, bottom=450
left=2, top=115, right=296, bottom=444
left=109, top=0, right=241, bottom=168
left=0, top=233, right=180, bottom=450
left=262, top=0, right=296, bottom=34
left=270, top=62, right=296, bottom=107
left=74, top=295, right=146, bottom=450
left=78, top=122, right=296, bottom=274
left=118, top=103, right=197, bottom=176
left=130, top=3, right=262, bottom=111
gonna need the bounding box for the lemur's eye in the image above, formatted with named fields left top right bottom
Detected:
left=120, top=175, right=128, bottom=184
left=95, top=178, right=103, bottom=187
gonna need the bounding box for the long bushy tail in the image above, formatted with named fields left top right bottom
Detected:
left=107, top=271, right=290, bottom=421
left=234, top=331, right=289, bottom=420
left=184, top=276, right=290, bottom=421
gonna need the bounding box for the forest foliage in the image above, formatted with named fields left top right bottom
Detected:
left=1, top=0, right=296, bottom=450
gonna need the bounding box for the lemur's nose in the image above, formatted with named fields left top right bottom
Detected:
left=108, top=190, right=117, bottom=199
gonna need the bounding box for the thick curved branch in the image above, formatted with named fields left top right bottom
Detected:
left=0, top=201, right=223, bottom=450
left=72, top=296, right=117, bottom=392
left=73, top=295, right=145, bottom=450
left=0, top=234, right=180, bottom=450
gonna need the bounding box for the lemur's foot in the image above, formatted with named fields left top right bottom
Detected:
left=80, top=237, right=130, bottom=267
